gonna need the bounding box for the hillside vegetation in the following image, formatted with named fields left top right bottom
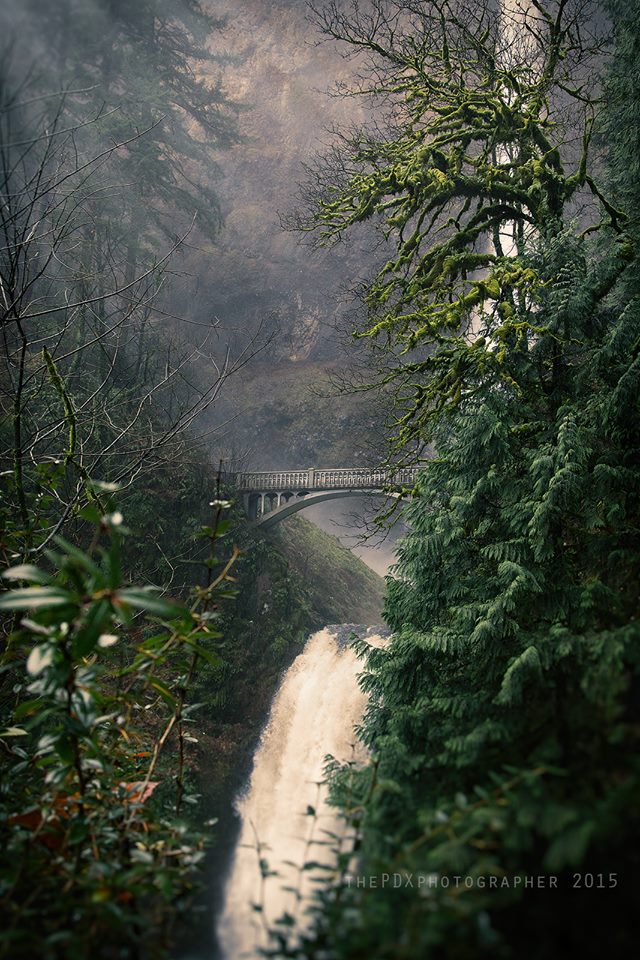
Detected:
left=270, top=515, right=385, bottom=624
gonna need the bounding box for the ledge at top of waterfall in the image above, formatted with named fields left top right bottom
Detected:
left=326, top=622, right=391, bottom=648
left=217, top=625, right=386, bottom=960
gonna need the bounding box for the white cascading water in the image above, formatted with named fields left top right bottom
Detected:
left=217, top=626, right=385, bottom=959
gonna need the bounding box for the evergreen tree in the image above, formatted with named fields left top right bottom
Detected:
left=281, top=3, right=640, bottom=957
left=3, top=0, right=240, bottom=260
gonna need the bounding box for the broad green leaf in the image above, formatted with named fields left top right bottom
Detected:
left=73, top=599, right=113, bottom=658
left=78, top=504, right=102, bottom=523
left=2, top=565, right=52, bottom=585
left=0, top=587, right=74, bottom=611
left=130, top=847, right=154, bottom=864
left=182, top=702, right=205, bottom=717
left=53, top=536, right=102, bottom=578
left=184, top=640, right=222, bottom=666
left=55, top=736, right=75, bottom=764
left=150, top=679, right=177, bottom=708
left=14, top=698, right=43, bottom=719
left=118, top=588, right=186, bottom=618
left=27, top=644, right=54, bottom=675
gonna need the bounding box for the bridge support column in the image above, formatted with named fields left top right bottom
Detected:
left=245, top=494, right=260, bottom=521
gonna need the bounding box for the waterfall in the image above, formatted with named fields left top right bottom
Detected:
left=217, top=626, right=385, bottom=959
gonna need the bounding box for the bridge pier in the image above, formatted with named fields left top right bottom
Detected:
left=244, top=493, right=262, bottom=521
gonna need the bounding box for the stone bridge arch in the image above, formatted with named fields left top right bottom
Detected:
left=255, top=488, right=387, bottom=529
left=228, top=465, right=420, bottom=528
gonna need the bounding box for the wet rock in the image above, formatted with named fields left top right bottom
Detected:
left=327, top=623, right=391, bottom=649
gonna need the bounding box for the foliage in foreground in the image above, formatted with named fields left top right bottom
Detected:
left=0, top=496, right=236, bottom=959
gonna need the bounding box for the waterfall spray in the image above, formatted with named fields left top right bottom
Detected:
left=217, top=626, right=385, bottom=959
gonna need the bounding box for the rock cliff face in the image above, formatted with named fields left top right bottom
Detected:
left=187, top=0, right=397, bottom=500
left=210, top=359, right=389, bottom=470
left=196, top=0, right=374, bottom=365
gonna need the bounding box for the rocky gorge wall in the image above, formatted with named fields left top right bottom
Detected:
left=187, top=0, right=376, bottom=365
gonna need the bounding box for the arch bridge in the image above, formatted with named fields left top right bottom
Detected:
left=229, top=466, right=421, bottom=529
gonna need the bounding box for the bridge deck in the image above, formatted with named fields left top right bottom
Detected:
left=230, top=466, right=420, bottom=493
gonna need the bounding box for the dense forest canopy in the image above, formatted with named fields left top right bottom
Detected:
left=1, top=0, right=639, bottom=958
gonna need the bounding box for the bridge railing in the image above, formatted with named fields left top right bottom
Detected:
left=231, top=471, right=310, bottom=491
left=229, top=466, right=421, bottom=492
